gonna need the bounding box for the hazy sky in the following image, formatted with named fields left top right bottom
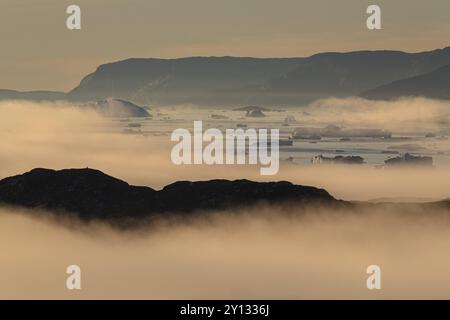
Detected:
left=1, top=0, right=450, bottom=91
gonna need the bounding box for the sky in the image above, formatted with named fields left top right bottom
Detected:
left=1, top=0, right=450, bottom=92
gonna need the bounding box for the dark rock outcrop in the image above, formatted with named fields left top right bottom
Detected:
left=233, top=106, right=270, bottom=112
left=158, top=179, right=334, bottom=213
left=84, top=98, right=150, bottom=117
left=0, top=168, right=157, bottom=219
left=0, top=168, right=337, bottom=220
left=384, top=153, right=433, bottom=167
left=246, top=109, right=266, bottom=117
left=292, top=125, right=391, bottom=139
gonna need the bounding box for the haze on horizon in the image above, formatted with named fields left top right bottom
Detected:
left=1, top=0, right=450, bottom=92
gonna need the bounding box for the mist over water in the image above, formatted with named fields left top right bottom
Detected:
left=1, top=204, right=450, bottom=299
left=1, top=99, right=450, bottom=299
left=307, top=97, right=450, bottom=133
left=0, top=99, right=449, bottom=200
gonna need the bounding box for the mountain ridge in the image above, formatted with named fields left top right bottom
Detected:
left=0, top=89, right=66, bottom=101
left=361, top=64, right=450, bottom=100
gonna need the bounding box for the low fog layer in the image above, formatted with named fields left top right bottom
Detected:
left=1, top=204, right=450, bottom=299
left=0, top=99, right=449, bottom=201
left=1, top=99, right=450, bottom=299
left=305, top=97, right=450, bottom=133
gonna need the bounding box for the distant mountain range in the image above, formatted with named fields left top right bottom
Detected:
left=1, top=46, right=450, bottom=105
left=0, top=89, right=66, bottom=101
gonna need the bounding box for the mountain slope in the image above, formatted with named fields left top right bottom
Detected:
left=268, top=47, right=450, bottom=101
left=361, top=65, right=450, bottom=100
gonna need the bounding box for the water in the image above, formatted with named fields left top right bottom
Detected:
left=107, top=108, right=450, bottom=168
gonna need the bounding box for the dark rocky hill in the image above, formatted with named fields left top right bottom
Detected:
left=0, top=168, right=337, bottom=220
left=84, top=98, right=150, bottom=117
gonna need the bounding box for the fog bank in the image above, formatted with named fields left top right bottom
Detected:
left=1, top=204, right=450, bottom=299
